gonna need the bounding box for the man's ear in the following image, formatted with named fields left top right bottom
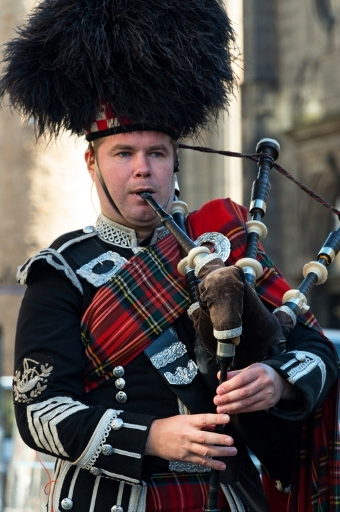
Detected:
left=84, top=148, right=95, bottom=181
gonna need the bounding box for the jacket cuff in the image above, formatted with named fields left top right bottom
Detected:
left=73, top=409, right=156, bottom=483
left=264, top=349, right=325, bottom=420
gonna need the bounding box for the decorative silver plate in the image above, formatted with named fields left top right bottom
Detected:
left=76, top=251, right=127, bottom=287
left=164, top=360, right=198, bottom=385
left=194, top=232, right=231, bottom=262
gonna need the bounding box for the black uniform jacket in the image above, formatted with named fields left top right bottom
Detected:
left=13, top=222, right=339, bottom=512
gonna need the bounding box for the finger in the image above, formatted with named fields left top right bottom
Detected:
left=196, top=429, right=235, bottom=447
left=188, top=445, right=238, bottom=471
left=217, top=368, right=243, bottom=384
left=216, top=370, right=256, bottom=396
left=214, top=386, right=255, bottom=407
left=215, top=373, right=265, bottom=405
left=193, top=413, right=231, bottom=428
left=216, top=395, right=267, bottom=414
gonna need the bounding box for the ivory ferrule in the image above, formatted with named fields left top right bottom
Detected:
left=171, top=200, right=189, bottom=217
left=245, top=220, right=268, bottom=240
left=302, top=261, right=328, bottom=284
left=177, top=257, right=189, bottom=276
left=187, top=246, right=210, bottom=269
left=282, top=289, right=310, bottom=313
left=177, top=248, right=212, bottom=277
left=236, top=257, right=263, bottom=280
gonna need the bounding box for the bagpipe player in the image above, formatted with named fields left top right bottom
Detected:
left=0, top=1, right=339, bottom=511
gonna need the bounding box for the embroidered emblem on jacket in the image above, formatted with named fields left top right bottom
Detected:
left=13, top=356, right=54, bottom=403
left=17, top=249, right=83, bottom=293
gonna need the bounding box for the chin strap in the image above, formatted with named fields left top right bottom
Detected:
left=94, top=154, right=123, bottom=217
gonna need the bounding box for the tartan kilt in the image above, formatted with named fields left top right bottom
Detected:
left=145, top=472, right=230, bottom=512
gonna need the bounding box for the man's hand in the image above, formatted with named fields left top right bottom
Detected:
left=145, top=413, right=237, bottom=471
left=214, top=362, right=296, bottom=414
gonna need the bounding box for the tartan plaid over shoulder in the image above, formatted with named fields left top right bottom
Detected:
left=81, top=233, right=190, bottom=392
left=81, top=196, right=321, bottom=393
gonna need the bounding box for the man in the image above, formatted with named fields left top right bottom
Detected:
left=11, top=124, right=338, bottom=511
left=1, top=1, right=339, bottom=511
left=84, top=130, right=299, bottom=458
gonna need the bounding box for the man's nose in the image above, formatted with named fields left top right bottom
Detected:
left=133, top=153, right=152, bottom=177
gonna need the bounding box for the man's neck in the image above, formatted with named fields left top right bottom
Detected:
left=136, top=230, right=154, bottom=245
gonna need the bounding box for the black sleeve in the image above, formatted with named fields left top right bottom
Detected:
left=230, top=321, right=339, bottom=486
left=14, top=262, right=156, bottom=485
left=264, top=320, right=339, bottom=420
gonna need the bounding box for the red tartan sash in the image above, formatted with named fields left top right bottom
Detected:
left=288, top=378, right=340, bottom=512
left=262, top=380, right=340, bottom=512
left=81, top=233, right=190, bottom=392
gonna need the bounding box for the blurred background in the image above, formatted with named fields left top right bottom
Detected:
left=0, top=0, right=339, bottom=510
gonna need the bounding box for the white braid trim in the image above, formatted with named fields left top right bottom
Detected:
left=74, top=409, right=122, bottom=470
left=273, top=305, right=297, bottom=326
left=195, top=254, right=222, bottom=278
left=187, top=302, right=200, bottom=318
left=213, top=326, right=242, bottom=340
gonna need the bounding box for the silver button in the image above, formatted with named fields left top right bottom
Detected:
left=102, top=444, right=115, bottom=456
left=110, top=417, right=124, bottom=430
left=61, top=498, right=73, bottom=510
left=90, top=467, right=102, bottom=476
left=113, top=366, right=125, bottom=378
left=83, top=225, right=95, bottom=234
left=111, top=506, right=123, bottom=512
left=116, top=391, right=127, bottom=403
left=115, top=378, right=126, bottom=390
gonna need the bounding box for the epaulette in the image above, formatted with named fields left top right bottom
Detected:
left=50, top=226, right=97, bottom=253
left=16, top=226, right=98, bottom=294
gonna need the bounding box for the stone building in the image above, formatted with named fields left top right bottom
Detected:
left=0, top=0, right=95, bottom=378
left=242, top=0, right=340, bottom=327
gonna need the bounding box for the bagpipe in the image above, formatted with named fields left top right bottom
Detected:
left=140, top=138, right=340, bottom=512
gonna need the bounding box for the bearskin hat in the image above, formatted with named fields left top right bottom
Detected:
left=0, top=0, right=237, bottom=140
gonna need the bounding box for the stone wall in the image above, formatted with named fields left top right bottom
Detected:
left=0, top=1, right=96, bottom=376
left=242, top=0, right=340, bottom=327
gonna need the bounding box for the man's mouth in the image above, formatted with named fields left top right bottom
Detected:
left=133, top=189, right=156, bottom=199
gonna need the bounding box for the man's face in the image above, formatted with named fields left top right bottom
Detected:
left=85, top=131, right=176, bottom=236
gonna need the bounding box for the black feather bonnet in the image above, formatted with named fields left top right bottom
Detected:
left=0, top=0, right=237, bottom=141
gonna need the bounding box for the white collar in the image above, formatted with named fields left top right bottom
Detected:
left=95, top=213, right=169, bottom=248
